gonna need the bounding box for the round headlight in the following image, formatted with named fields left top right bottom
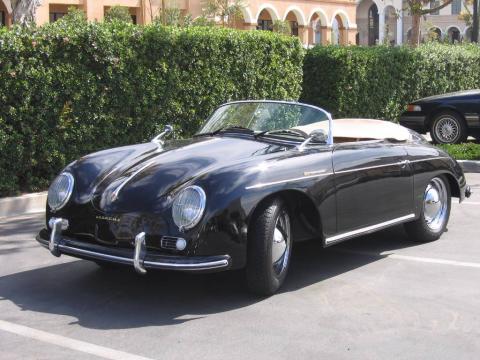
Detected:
left=172, top=186, right=206, bottom=231
left=48, top=172, right=74, bottom=211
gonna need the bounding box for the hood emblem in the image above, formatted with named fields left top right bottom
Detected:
left=96, top=215, right=121, bottom=223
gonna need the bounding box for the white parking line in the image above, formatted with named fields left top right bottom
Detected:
left=385, top=253, right=480, bottom=269
left=0, top=320, right=155, bottom=360
left=335, top=249, right=480, bottom=269
left=462, top=202, right=480, bottom=205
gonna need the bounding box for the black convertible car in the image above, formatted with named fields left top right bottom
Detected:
left=37, top=101, right=471, bottom=295
left=400, top=90, right=480, bottom=144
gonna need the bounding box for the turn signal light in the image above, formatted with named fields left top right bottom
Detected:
left=407, top=104, right=422, bottom=112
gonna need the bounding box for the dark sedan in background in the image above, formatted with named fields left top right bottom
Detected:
left=400, top=90, right=480, bottom=144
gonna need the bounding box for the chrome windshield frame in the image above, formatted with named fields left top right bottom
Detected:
left=201, top=100, right=333, bottom=146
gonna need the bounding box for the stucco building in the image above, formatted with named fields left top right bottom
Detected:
left=0, top=0, right=358, bottom=45
left=356, top=0, right=475, bottom=45
left=0, top=0, right=475, bottom=45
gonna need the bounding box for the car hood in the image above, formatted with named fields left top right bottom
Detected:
left=68, top=136, right=287, bottom=213
left=414, top=89, right=480, bottom=103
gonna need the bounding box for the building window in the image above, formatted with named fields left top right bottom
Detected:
left=1, top=10, right=5, bottom=27
left=430, top=0, right=440, bottom=15
left=313, top=21, right=322, bottom=44
left=131, top=15, right=137, bottom=24
left=257, top=19, right=272, bottom=31
left=368, top=4, right=379, bottom=46
left=50, top=12, right=66, bottom=23
left=290, top=21, right=298, bottom=36
left=451, top=0, right=461, bottom=15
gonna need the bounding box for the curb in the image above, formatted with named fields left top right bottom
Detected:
left=0, top=192, right=47, bottom=219
left=458, top=160, right=480, bottom=174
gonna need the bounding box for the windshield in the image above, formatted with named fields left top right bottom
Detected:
left=198, top=101, right=331, bottom=140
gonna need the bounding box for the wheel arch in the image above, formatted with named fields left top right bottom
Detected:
left=442, top=172, right=461, bottom=199
left=247, top=189, right=322, bottom=242
left=426, top=106, right=467, bottom=129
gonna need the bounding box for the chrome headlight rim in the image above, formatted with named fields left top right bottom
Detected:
left=48, top=172, right=74, bottom=212
left=172, top=185, right=206, bottom=231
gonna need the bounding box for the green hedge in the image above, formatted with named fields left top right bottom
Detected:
left=437, top=143, right=480, bottom=161
left=301, top=44, right=480, bottom=121
left=0, top=21, right=303, bottom=196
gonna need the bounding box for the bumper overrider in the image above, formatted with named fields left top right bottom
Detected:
left=37, top=217, right=231, bottom=274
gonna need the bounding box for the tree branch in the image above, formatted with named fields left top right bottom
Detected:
left=421, top=0, right=453, bottom=15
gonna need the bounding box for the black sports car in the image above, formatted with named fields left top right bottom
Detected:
left=400, top=90, right=480, bottom=144
left=37, top=101, right=471, bottom=295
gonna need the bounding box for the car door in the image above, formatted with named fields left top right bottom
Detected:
left=329, top=140, right=414, bottom=244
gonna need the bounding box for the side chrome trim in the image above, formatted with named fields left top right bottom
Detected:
left=409, top=156, right=450, bottom=163
left=335, top=160, right=408, bottom=175
left=245, top=173, right=333, bottom=190
left=325, top=214, right=415, bottom=245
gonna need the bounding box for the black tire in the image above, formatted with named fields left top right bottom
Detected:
left=246, top=197, right=292, bottom=296
left=430, top=111, right=468, bottom=144
left=404, top=175, right=451, bottom=243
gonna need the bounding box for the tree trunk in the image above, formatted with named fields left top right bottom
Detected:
left=13, top=0, right=42, bottom=26
left=473, top=0, right=479, bottom=43
left=410, top=13, right=421, bottom=47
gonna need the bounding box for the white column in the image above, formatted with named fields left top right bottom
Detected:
left=378, top=8, right=385, bottom=44
left=396, top=13, right=403, bottom=45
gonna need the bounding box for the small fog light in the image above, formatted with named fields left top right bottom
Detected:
left=176, top=238, right=187, bottom=251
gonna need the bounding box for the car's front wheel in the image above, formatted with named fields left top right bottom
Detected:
left=404, top=176, right=451, bottom=242
left=430, top=111, right=468, bottom=144
left=246, top=197, right=292, bottom=296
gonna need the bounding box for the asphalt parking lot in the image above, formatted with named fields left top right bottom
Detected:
left=1, top=174, right=479, bottom=360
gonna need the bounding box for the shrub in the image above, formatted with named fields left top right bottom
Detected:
left=0, top=21, right=303, bottom=196
left=105, top=6, right=133, bottom=23
left=301, top=43, right=480, bottom=121
left=437, top=143, right=480, bottom=160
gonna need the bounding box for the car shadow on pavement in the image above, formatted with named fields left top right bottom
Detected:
left=0, top=225, right=421, bottom=330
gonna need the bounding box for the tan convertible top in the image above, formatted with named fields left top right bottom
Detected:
left=294, top=118, right=411, bottom=142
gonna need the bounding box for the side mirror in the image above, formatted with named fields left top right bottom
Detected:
left=297, top=129, right=328, bottom=151
left=152, top=125, right=173, bottom=144
left=310, top=129, right=328, bottom=143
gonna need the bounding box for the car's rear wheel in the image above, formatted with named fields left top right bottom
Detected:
left=246, top=197, right=292, bottom=296
left=430, top=111, right=468, bottom=144
left=404, top=176, right=451, bottom=242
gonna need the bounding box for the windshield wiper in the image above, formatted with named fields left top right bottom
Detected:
left=194, top=126, right=254, bottom=137
left=255, top=129, right=308, bottom=139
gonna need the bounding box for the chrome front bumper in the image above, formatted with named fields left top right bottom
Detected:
left=37, top=218, right=231, bottom=273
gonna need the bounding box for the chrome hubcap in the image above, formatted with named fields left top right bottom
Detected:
left=435, top=117, right=459, bottom=143
left=424, top=178, right=448, bottom=232
left=272, top=210, right=291, bottom=276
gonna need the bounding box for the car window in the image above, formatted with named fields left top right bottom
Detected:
left=198, top=102, right=330, bottom=135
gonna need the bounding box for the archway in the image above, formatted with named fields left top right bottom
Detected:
left=257, top=9, right=274, bottom=31
left=356, top=0, right=379, bottom=45
left=308, top=9, right=328, bottom=45
left=331, top=12, right=349, bottom=45
left=285, top=11, right=300, bottom=36
left=427, top=27, right=442, bottom=41
left=0, top=0, right=12, bottom=27
left=447, top=26, right=461, bottom=43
